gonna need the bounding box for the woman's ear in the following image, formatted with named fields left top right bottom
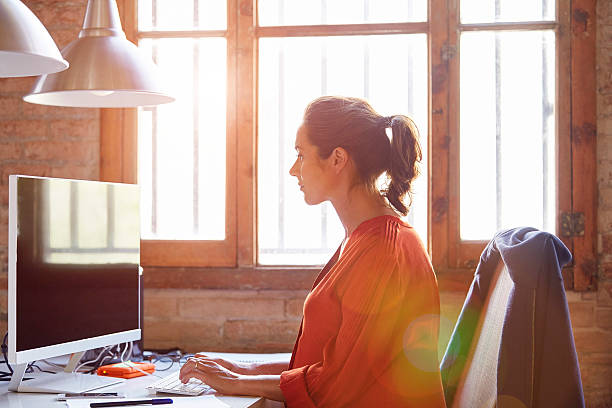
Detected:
left=330, top=147, right=349, bottom=174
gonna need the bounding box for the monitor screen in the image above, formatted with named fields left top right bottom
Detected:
left=8, top=175, right=140, bottom=363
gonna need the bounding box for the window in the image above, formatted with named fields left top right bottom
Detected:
left=256, top=2, right=428, bottom=265
left=449, top=0, right=562, bottom=267
left=102, top=0, right=596, bottom=290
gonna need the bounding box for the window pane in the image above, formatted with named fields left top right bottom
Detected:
left=460, top=31, right=555, bottom=240
left=138, top=38, right=226, bottom=240
left=461, top=0, right=554, bottom=24
left=258, top=34, right=427, bottom=265
left=138, top=0, right=226, bottom=31
left=258, top=0, right=426, bottom=26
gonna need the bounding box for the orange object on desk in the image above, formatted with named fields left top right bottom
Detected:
left=96, top=361, right=156, bottom=379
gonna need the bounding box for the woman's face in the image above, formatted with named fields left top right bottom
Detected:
left=289, top=125, right=335, bottom=205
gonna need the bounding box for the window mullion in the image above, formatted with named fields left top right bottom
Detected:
left=569, top=0, right=597, bottom=290
left=256, top=22, right=429, bottom=38
left=429, top=0, right=453, bottom=271
left=236, top=0, right=257, bottom=266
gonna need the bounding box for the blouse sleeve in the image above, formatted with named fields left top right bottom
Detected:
left=280, top=237, right=442, bottom=407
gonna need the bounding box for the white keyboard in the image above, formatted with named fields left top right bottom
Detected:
left=146, top=371, right=212, bottom=396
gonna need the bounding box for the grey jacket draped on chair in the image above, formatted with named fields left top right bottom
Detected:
left=440, top=227, right=585, bottom=407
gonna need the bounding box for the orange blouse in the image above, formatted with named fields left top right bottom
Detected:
left=280, top=215, right=446, bottom=407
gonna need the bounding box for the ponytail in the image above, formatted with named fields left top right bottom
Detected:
left=383, top=115, right=422, bottom=216
left=302, top=96, right=422, bottom=216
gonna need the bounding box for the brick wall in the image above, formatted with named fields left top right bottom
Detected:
left=0, top=0, right=99, bottom=331
left=143, top=289, right=307, bottom=352
left=586, top=1, right=612, bottom=406
left=0, top=0, right=610, bottom=406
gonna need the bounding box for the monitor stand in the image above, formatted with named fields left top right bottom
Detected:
left=8, top=351, right=124, bottom=393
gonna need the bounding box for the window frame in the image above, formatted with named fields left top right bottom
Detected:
left=102, top=0, right=597, bottom=291
left=446, top=2, right=570, bottom=268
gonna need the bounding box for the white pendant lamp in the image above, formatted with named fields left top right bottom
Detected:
left=0, top=0, right=68, bottom=77
left=24, top=0, right=174, bottom=108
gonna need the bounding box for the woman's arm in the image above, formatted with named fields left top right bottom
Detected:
left=180, top=357, right=285, bottom=401
left=239, top=374, right=284, bottom=401
left=194, top=353, right=289, bottom=375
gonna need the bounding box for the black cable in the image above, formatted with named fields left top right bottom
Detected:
left=2, top=332, right=12, bottom=375
left=28, top=363, right=54, bottom=374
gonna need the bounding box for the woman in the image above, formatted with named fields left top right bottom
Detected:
left=180, top=96, right=446, bottom=407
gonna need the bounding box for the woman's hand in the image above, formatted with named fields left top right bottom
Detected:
left=179, top=357, right=245, bottom=396
left=179, top=356, right=285, bottom=401
left=193, top=353, right=254, bottom=375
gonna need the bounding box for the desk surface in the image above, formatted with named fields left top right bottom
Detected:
left=0, top=353, right=291, bottom=408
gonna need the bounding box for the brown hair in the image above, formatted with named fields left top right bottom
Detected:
left=302, top=96, right=422, bottom=216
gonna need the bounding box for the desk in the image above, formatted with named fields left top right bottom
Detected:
left=0, top=353, right=290, bottom=408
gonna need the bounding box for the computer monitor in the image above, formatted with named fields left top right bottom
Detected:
left=7, top=175, right=141, bottom=393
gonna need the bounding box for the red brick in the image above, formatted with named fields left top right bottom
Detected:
left=143, top=319, right=184, bottom=342
left=579, top=362, right=612, bottom=395
left=0, top=205, right=6, bottom=227
left=569, top=302, right=595, bottom=327
left=178, top=323, right=225, bottom=353
left=0, top=119, right=47, bottom=139
left=223, top=320, right=299, bottom=351
left=23, top=0, right=82, bottom=7
left=602, top=25, right=612, bottom=46
left=143, top=318, right=224, bottom=351
left=0, top=163, right=51, bottom=185
left=0, top=97, right=21, bottom=117
left=601, top=263, right=612, bottom=280
left=596, top=308, right=612, bottom=329
left=602, top=234, right=612, bottom=255
left=0, top=290, right=6, bottom=314
left=0, top=142, right=23, bottom=160
left=179, top=297, right=285, bottom=319
left=142, top=339, right=178, bottom=352
left=0, top=77, right=37, bottom=93
left=49, top=29, right=81, bottom=50
left=50, top=163, right=97, bottom=179
left=597, top=282, right=612, bottom=307
left=0, top=273, right=6, bottom=289
left=24, top=140, right=97, bottom=162
left=143, top=296, right=178, bottom=318
left=21, top=101, right=89, bottom=119
left=49, top=119, right=98, bottom=139
left=285, top=297, right=306, bottom=318
left=36, top=5, right=86, bottom=30
left=598, top=0, right=611, bottom=18
left=573, top=330, right=612, bottom=353
left=581, top=291, right=597, bottom=301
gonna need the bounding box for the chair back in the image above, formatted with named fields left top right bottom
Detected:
left=440, top=227, right=585, bottom=408
left=451, top=261, right=512, bottom=408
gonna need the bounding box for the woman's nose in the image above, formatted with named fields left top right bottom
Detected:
left=289, top=159, right=298, bottom=177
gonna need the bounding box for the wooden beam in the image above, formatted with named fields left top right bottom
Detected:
left=236, top=0, right=257, bottom=266
left=429, top=0, right=451, bottom=269
left=459, top=21, right=557, bottom=32
left=570, top=0, right=597, bottom=290
left=100, top=0, right=137, bottom=184
left=557, top=0, right=573, bottom=283
left=256, top=22, right=429, bottom=38
left=137, top=30, right=227, bottom=39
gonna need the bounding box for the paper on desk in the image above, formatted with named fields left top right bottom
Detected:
left=65, top=395, right=231, bottom=408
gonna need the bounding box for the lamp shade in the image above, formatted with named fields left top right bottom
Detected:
left=0, top=0, right=68, bottom=77
left=23, top=0, right=174, bottom=108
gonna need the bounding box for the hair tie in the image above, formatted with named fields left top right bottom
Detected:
left=380, top=116, right=394, bottom=128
